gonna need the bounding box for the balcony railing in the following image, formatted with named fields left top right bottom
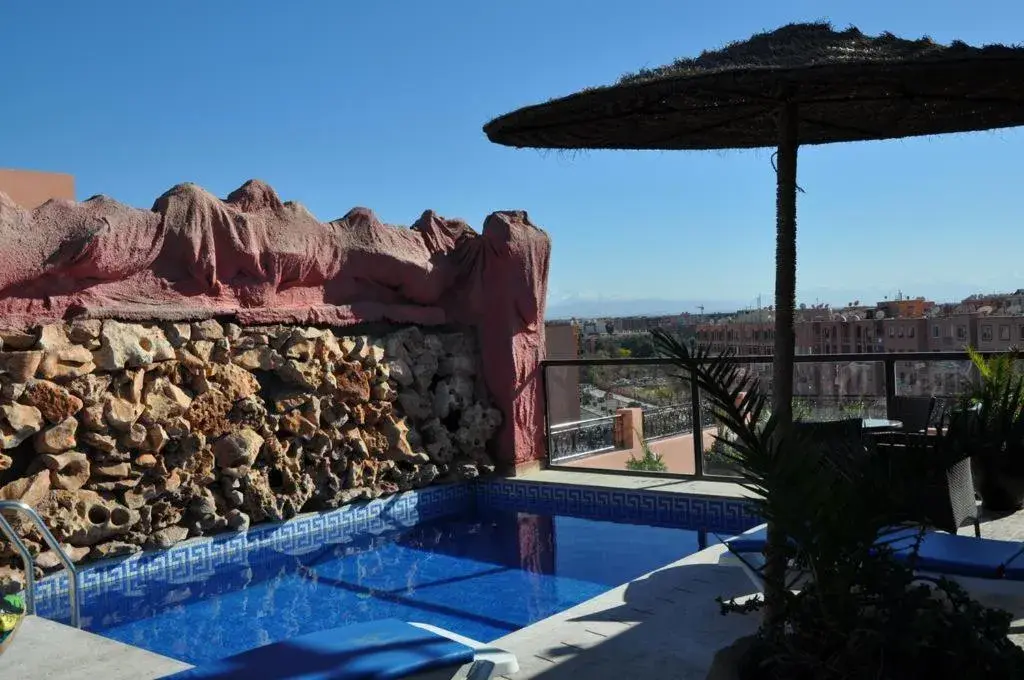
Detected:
left=641, top=403, right=717, bottom=441
left=541, top=350, right=997, bottom=480
left=548, top=414, right=621, bottom=463
left=642, top=405, right=692, bottom=440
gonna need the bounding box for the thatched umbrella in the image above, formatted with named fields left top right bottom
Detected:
left=483, top=22, right=1024, bottom=624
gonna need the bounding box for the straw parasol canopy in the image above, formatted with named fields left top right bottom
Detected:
left=484, top=22, right=1024, bottom=150
left=483, top=22, right=1024, bottom=629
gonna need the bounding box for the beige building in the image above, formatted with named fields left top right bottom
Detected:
left=881, top=318, right=929, bottom=353
left=975, top=315, right=1024, bottom=352
left=0, top=168, right=75, bottom=208
left=544, top=321, right=581, bottom=426
left=927, top=315, right=978, bottom=352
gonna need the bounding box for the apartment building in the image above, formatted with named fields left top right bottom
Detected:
left=975, top=315, right=1024, bottom=352
left=544, top=321, right=581, bottom=426
left=696, top=322, right=774, bottom=355
left=797, top=316, right=882, bottom=355
left=877, top=297, right=934, bottom=319
left=882, top=318, right=929, bottom=353
left=926, top=315, right=978, bottom=352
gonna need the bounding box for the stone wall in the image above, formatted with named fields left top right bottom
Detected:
left=0, top=319, right=499, bottom=584
left=0, top=180, right=551, bottom=474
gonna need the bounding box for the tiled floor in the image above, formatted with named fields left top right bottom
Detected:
left=978, top=505, right=1024, bottom=542
left=967, top=506, right=1024, bottom=647
left=518, top=468, right=755, bottom=499
left=492, top=543, right=759, bottom=680
left=0, top=615, right=189, bottom=679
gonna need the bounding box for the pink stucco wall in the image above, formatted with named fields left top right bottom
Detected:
left=0, top=180, right=551, bottom=472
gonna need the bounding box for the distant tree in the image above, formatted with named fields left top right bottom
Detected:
left=619, top=334, right=656, bottom=358
left=605, top=321, right=615, bottom=335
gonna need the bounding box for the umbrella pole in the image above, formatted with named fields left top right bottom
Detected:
left=764, top=100, right=799, bottom=629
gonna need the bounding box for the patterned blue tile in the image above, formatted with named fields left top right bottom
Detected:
left=31, top=478, right=757, bottom=622
left=474, top=479, right=759, bottom=533
left=33, top=483, right=473, bottom=620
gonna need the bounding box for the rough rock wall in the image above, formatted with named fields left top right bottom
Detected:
left=0, top=319, right=499, bottom=583
left=0, top=180, right=551, bottom=470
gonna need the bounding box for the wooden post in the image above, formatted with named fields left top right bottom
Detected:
left=764, top=100, right=800, bottom=628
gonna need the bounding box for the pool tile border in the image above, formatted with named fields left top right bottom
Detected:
left=476, top=478, right=759, bottom=534
left=35, top=483, right=474, bottom=614
left=33, top=477, right=758, bottom=621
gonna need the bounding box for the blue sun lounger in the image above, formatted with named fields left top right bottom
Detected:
left=722, top=523, right=1024, bottom=599
left=161, top=618, right=519, bottom=680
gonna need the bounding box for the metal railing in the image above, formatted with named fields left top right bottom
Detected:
left=542, top=350, right=995, bottom=480
left=549, top=414, right=621, bottom=463
left=642, top=403, right=717, bottom=441
left=0, top=500, right=80, bottom=628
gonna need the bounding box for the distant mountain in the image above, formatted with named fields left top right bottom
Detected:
left=544, top=283, right=991, bottom=321
left=545, top=296, right=746, bottom=320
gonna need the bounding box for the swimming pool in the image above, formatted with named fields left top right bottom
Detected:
left=34, top=480, right=755, bottom=665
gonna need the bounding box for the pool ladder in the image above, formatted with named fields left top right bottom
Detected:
left=0, top=500, right=80, bottom=628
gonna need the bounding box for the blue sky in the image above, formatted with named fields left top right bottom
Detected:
left=3, top=1, right=1023, bottom=316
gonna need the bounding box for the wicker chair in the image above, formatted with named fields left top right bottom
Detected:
left=792, top=418, right=865, bottom=460
left=874, top=432, right=981, bottom=537
left=890, top=396, right=936, bottom=433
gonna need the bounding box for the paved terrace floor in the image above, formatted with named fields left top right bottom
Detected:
left=493, top=470, right=1024, bottom=679
left=0, top=615, right=189, bottom=679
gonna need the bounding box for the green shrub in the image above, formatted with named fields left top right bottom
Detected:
left=625, top=442, right=667, bottom=472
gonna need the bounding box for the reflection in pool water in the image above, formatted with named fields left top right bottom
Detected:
left=53, top=508, right=713, bottom=664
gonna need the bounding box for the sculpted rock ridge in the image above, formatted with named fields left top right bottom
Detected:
left=0, top=181, right=552, bottom=470
left=1, top=180, right=509, bottom=326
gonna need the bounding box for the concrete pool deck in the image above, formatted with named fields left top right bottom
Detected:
left=516, top=469, right=754, bottom=500
left=0, top=615, right=189, bottom=679
left=492, top=470, right=1024, bottom=677
left=491, top=541, right=759, bottom=680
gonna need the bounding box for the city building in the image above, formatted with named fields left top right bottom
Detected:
left=797, top=314, right=882, bottom=355
left=0, top=168, right=75, bottom=208
left=544, top=321, right=581, bottom=426
left=877, top=296, right=934, bottom=319
left=975, top=315, right=1024, bottom=352
left=927, top=315, right=978, bottom=351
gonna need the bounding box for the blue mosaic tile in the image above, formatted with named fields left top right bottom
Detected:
left=30, top=478, right=758, bottom=623
left=474, top=479, right=759, bottom=534
left=34, top=483, right=473, bottom=620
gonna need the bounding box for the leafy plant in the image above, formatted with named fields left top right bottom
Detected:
left=791, top=399, right=812, bottom=422
left=625, top=442, right=667, bottom=472
left=950, top=358, right=1024, bottom=510
left=967, top=345, right=1023, bottom=407
left=838, top=399, right=867, bottom=418
left=650, top=329, right=1024, bottom=679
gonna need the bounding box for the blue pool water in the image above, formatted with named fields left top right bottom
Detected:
left=69, top=507, right=716, bottom=665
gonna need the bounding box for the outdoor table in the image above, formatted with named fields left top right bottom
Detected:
left=801, top=418, right=903, bottom=432
left=863, top=418, right=903, bottom=432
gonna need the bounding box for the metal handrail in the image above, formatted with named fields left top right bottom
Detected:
left=541, top=349, right=1001, bottom=479
left=550, top=413, right=619, bottom=430
left=0, top=500, right=80, bottom=628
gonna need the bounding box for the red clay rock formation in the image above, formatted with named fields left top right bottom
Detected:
left=0, top=181, right=551, bottom=470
